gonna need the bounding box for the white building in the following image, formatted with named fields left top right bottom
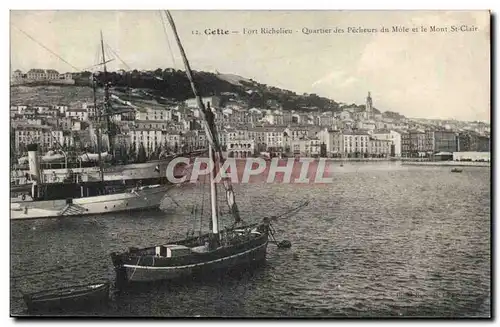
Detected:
left=130, top=128, right=166, bottom=155
left=227, top=139, right=255, bottom=158
left=371, top=129, right=401, bottom=157
left=65, top=109, right=89, bottom=121
left=14, top=125, right=64, bottom=152
left=135, top=107, right=172, bottom=121
left=185, top=96, right=221, bottom=109
left=343, top=131, right=370, bottom=156
left=289, top=138, right=321, bottom=156
left=368, top=138, right=392, bottom=157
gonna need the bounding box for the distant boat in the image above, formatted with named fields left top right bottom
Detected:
left=451, top=168, right=463, bottom=173
left=23, top=282, right=110, bottom=313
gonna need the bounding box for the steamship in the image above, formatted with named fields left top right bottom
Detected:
left=10, top=143, right=170, bottom=220
left=10, top=35, right=173, bottom=220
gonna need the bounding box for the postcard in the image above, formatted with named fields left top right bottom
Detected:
left=9, top=10, right=491, bottom=318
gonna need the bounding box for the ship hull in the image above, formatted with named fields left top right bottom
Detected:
left=10, top=185, right=169, bottom=220
left=23, top=282, right=110, bottom=313
left=115, top=236, right=268, bottom=283
left=12, top=155, right=194, bottom=185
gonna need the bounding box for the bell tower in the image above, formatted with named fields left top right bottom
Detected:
left=366, top=91, right=373, bottom=119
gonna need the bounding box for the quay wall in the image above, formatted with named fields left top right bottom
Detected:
left=401, top=161, right=490, bottom=167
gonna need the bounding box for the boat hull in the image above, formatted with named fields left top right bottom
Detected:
left=116, top=237, right=268, bottom=283
left=24, top=283, right=110, bottom=313
left=10, top=185, right=169, bottom=220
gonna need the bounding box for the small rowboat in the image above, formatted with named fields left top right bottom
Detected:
left=23, top=282, right=110, bottom=313
left=451, top=168, right=463, bottom=173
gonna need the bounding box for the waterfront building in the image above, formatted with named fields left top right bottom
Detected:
left=368, top=138, right=392, bottom=157
left=316, top=128, right=343, bottom=157
left=371, top=129, right=402, bottom=157
left=432, top=130, right=457, bottom=153
left=227, top=139, right=255, bottom=157
left=407, top=130, right=427, bottom=157
left=14, top=125, right=64, bottom=153
left=453, top=151, right=490, bottom=162
left=181, top=130, right=207, bottom=152
left=164, top=129, right=183, bottom=151
left=458, top=131, right=490, bottom=152
left=129, top=128, right=166, bottom=156
left=288, top=138, right=321, bottom=157
left=342, top=130, right=370, bottom=157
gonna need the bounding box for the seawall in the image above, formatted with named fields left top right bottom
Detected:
left=401, top=161, right=490, bottom=167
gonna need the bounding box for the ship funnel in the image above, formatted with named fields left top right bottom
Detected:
left=27, top=144, right=41, bottom=183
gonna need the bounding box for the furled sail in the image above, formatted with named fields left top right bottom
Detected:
left=165, top=10, right=242, bottom=224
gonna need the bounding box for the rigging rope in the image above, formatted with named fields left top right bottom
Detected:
left=11, top=24, right=79, bottom=71
left=105, top=44, right=132, bottom=71
left=199, top=174, right=207, bottom=235
left=164, top=10, right=243, bottom=225
left=159, top=11, right=177, bottom=69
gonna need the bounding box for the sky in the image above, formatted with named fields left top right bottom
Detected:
left=10, top=10, right=490, bottom=122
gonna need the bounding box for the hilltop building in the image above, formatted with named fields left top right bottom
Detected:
left=11, top=69, right=75, bottom=85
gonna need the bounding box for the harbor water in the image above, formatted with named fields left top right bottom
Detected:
left=10, top=161, right=491, bottom=317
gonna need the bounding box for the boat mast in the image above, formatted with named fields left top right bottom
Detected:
left=208, top=144, right=219, bottom=234
left=100, top=30, right=114, bottom=158
left=164, top=10, right=243, bottom=230
left=92, top=74, right=104, bottom=183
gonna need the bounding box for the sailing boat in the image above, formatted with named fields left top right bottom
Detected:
left=110, top=11, right=302, bottom=284
left=10, top=33, right=172, bottom=221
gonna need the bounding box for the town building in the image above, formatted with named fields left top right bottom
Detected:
left=14, top=125, right=64, bottom=153
left=129, top=128, right=166, bottom=156
left=342, top=130, right=370, bottom=157
left=185, top=96, right=222, bottom=109
left=227, top=139, right=255, bottom=158
left=432, top=130, right=457, bottom=153
left=368, top=138, right=392, bottom=157
left=65, top=109, right=89, bottom=121
left=371, top=129, right=402, bottom=157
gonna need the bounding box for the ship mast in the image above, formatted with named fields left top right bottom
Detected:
left=92, top=74, right=104, bottom=183
left=100, top=30, right=114, bottom=158
left=208, top=144, right=219, bottom=234
left=164, top=10, right=242, bottom=234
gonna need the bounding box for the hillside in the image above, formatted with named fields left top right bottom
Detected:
left=90, top=69, right=345, bottom=112
left=10, top=85, right=103, bottom=106
left=10, top=69, right=399, bottom=117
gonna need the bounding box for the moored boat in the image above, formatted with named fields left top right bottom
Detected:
left=9, top=39, right=175, bottom=221
left=111, top=222, right=270, bottom=284
left=110, top=11, right=300, bottom=286
left=11, top=183, right=169, bottom=220
left=451, top=168, right=463, bottom=173
left=23, top=282, right=110, bottom=313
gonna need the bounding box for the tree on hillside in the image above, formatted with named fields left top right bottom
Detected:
left=154, top=68, right=163, bottom=77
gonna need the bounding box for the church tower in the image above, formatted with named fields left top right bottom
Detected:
left=366, top=91, right=373, bottom=119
